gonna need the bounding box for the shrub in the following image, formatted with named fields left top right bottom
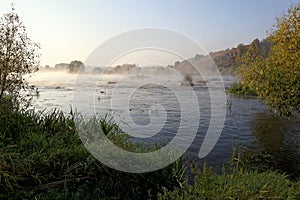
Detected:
left=229, top=82, right=257, bottom=96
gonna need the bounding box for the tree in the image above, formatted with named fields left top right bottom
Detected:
left=237, top=39, right=269, bottom=94
left=0, top=5, right=40, bottom=105
left=68, top=60, right=85, bottom=73
left=237, top=4, right=300, bottom=116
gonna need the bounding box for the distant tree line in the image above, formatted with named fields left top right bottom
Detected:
left=53, top=60, right=85, bottom=73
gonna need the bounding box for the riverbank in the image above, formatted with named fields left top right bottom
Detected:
left=0, top=102, right=299, bottom=199
left=0, top=103, right=185, bottom=199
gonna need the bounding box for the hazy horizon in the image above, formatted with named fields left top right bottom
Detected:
left=0, top=0, right=297, bottom=67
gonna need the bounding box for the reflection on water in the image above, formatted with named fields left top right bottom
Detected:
left=27, top=72, right=300, bottom=176
left=245, top=113, right=300, bottom=178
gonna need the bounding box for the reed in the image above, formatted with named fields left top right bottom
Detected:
left=0, top=104, right=186, bottom=200
left=158, top=151, right=300, bottom=200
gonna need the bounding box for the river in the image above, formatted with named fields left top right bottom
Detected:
left=27, top=71, right=300, bottom=177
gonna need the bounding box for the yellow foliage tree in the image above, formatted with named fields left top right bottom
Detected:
left=238, top=4, right=300, bottom=116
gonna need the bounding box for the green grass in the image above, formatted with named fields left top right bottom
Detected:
left=158, top=162, right=300, bottom=200
left=0, top=102, right=186, bottom=200
left=1, top=99, right=299, bottom=199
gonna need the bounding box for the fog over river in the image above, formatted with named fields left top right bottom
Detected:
left=27, top=71, right=300, bottom=176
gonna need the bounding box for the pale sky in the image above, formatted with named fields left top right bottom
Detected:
left=0, top=0, right=297, bottom=67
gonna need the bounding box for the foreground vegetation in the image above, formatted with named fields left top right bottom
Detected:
left=158, top=165, right=300, bottom=199
left=0, top=99, right=299, bottom=199
left=0, top=100, right=186, bottom=199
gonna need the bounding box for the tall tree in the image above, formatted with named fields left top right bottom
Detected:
left=238, top=3, right=300, bottom=116
left=0, top=5, right=40, bottom=105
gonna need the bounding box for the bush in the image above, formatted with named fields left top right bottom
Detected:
left=236, top=4, right=300, bottom=116
left=229, top=82, right=257, bottom=96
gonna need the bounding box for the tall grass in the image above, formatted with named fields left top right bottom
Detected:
left=158, top=152, right=300, bottom=199
left=1, top=99, right=299, bottom=199
left=0, top=102, right=186, bottom=200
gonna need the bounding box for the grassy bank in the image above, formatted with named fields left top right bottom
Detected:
left=0, top=99, right=299, bottom=199
left=0, top=101, right=186, bottom=199
left=158, top=164, right=300, bottom=199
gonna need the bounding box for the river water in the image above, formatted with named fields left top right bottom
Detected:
left=28, top=71, right=300, bottom=176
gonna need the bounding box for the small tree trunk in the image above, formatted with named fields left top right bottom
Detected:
left=0, top=77, right=7, bottom=99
